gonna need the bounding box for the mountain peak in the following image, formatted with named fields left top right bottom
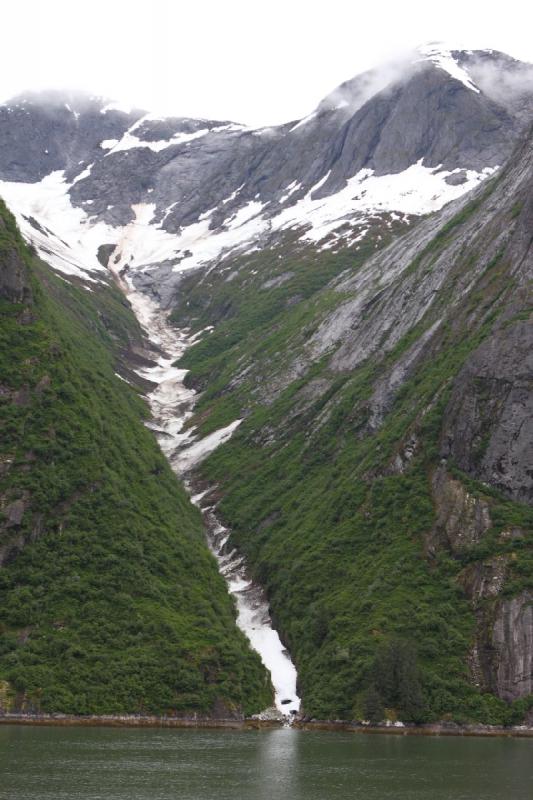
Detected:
left=4, top=89, right=146, bottom=120
left=1, top=45, right=533, bottom=287
left=415, top=42, right=481, bottom=92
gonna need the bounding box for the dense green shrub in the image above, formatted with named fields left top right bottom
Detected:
left=173, top=203, right=532, bottom=724
left=0, top=201, right=271, bottom=716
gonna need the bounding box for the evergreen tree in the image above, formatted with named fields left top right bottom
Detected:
left=363, top=685, right=384, bottom=724
left=372, top=638, right=425, bottom=721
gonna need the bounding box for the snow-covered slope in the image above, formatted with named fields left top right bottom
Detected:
left=1, top=45, right=533, bottom=298
left=0, top=160, right=496, bottom=286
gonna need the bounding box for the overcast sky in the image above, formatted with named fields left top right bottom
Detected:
left=2, top=1, right=533, bottom=126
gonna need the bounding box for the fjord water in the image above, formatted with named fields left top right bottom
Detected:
left=1, top=726, right=531, bottom=800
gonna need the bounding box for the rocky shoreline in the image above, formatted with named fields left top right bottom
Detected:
left=0, top=712, right=280, bottom=730
left=292, top=719, right=533, bottom=738
left=2, top=713, right=532, bottom=737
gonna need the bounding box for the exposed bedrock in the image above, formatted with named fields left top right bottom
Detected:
left=0, top=213, right=31, bottom=304
left=441, top=321, right=533, bottom=503
left=492, top=592, right=533, bottom=702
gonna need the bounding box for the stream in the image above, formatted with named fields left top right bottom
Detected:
left=124, top=286, right=301, bottom=718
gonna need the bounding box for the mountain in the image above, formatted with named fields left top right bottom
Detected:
left=1, top=45, right=533, bottom=300
left=0, top=199, right=271, bottom=716
left=174, top=117, right=533, bottom=723
left=0, top=44, right=532, bottom=725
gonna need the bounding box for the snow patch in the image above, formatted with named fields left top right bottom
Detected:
left=71, top=163, right=94, bottom=183
left=0, top=171, right=111, bottom=280
left=102, top=119, right=246, bottom=157
left=221, top=183, right=245, bottom=204
left=279, top=181, right=301, bottom=204
left=290, top=111, right=318, bottom=132
left=225, top=200, right=265, bottom=229
left=270, top=162, right=496, bottom=246
left=0, top=151, right=497, bottom=288
left=228, top=569, right=301, bottom=715
left=100, top=101, right=137, bottom=115
left=104, top=126, right=210, bottom=155
left=174, top=420, right=242, bottom=473
left=417, top=43, right=480, bottom=93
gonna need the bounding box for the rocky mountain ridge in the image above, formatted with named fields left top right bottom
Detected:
left=1, top=46, right=533, bottom=304
left=168, top=114, right=533, bottom=719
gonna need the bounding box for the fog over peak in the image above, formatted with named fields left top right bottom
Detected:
left=1, top=0, right=533, bottom=125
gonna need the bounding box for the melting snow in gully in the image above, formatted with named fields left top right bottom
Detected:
left=123, top=284, right=301, bottom=719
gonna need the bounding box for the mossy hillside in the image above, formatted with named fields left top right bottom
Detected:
left=199, top=325, right=531, bottom=724
left=0, top=202, right=272, bottom=716
left=172, top=217, right=411, bottom=333
left=176, top=188, right=504, bottom=439
left=175, top=219, right=411, bottom=406
left=173, top=191, right=532, bottom=724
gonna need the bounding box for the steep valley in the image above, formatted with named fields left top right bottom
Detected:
left=120, top=285, right=301, bottom=717
left=0, top=45, right=532, bottom=727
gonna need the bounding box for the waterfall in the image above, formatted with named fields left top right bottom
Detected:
left=124, top=287, right=301, bottom=718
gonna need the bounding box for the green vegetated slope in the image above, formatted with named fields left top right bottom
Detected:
left=170, top=217, right=410, bottom=434
left=0, top=199, right=271, bottom=716
left=175, top=151, right=533, bottom=724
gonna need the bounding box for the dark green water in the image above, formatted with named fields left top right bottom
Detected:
left=0, top=725, right=531, bottom=800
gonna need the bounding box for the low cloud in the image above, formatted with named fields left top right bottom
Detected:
left=463, top=52, right=533, bottom=108
left=317, top=51, right=417, bottom=116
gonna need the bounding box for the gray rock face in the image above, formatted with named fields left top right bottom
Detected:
left=368, top=320, right=442, bottom=430
left=2, top=497, right=28, bottom=527
left=0, top=91, right=143, bottom=183
left=460, top=558, right=509, bottom=605
left=431, top=470, right=530, bottom=706
left=129, top=261, right=191, bottom=307
left=268, top=106, right=533, bottom=506
left=317, top=64, right=515, bottom=196
left=437, top=163, right=533, bottom=503
left=457, top=557, right=530, bottom=700
left=441, top=322, right=533, bottom=503
left=0, top=214, right=31, bottom=303
left=429, top=467, right=492, bottom=556
left=458, top=49, right=533, bottom=127
left=0, top=245, right=31, bottom=304
left=492, top=592, right=533, bottom=702
left=1, top=48, right=533, bottom=251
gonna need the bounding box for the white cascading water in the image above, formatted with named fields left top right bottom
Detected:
left=123, top=285, right=301, bottom=719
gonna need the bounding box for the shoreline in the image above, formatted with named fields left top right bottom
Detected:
left=1, top=713, right=532, bottom=737
left=0, top=713, right=279, bottom=731
left=292, top=719, right=533, bottom=738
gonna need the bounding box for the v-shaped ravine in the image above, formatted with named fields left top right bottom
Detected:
left=122, top=282, right=301, bottom=720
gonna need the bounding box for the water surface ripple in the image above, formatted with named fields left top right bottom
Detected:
left=1, top=726, right=531, bottom=800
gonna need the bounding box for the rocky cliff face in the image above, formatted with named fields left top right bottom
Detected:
left=492, top=592, right=533, bottom=701
left=442, top=321, right=533, bottom=504
left=252, top=112, right=533, bottom=506
left=1, top=46, right=533, bottom=303
left=0, top=204, right=31, bottom=303
left=440, top=171, right=533, bottom=504
left=429, top=467, right=492, bottom=556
